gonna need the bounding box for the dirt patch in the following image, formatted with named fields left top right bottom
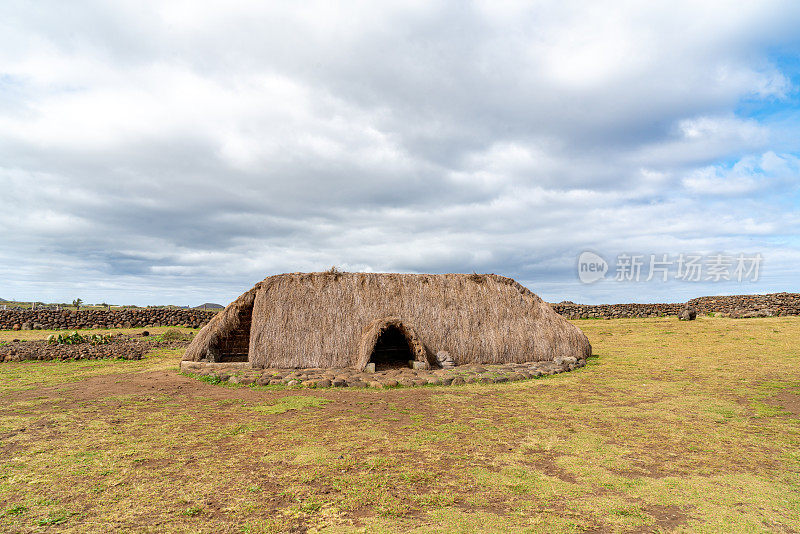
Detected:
left=765, top=390, right=800, bottom=415
left=640, top=504, right=693, bottom=532
left=520, top=451, right=580, bottom=484
left=607, top=455, right=682, bottom=480
left=4, top=366, right=481, bottom=421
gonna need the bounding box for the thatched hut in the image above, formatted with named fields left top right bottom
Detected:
left=183, top=272, right=591, bottom=370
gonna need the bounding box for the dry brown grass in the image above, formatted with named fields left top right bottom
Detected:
left=0, top=317, right=800, bottom=534
left=0, top=317, right=799, bottom=532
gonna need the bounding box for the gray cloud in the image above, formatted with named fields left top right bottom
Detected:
left=1, top=1, right=799, bottom=305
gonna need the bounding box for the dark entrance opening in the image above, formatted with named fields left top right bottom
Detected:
left=369, top=325, right=414, bottom=370
left=218, top=304, right=252, bottom=363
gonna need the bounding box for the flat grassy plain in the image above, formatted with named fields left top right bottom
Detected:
left=0, top=317, right=798, bottom=533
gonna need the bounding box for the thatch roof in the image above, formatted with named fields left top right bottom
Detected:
left=183, top=272, right=591, bottom=370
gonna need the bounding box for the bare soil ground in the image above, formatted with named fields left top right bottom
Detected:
left=0, top=318, right=798, bottom=533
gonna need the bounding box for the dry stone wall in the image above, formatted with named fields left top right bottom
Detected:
left=688, top=292, right=800, bottom=317
left=0, top=308, right=218, bottom=331
left=0, top=292, right=798, bottom=329
left=551, top=302, right=684, bottom=319
left=0, top=337, right=189, bottom=362
left=551, top=292, right=800, bottom=319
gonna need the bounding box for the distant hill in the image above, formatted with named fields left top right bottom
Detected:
left=194, top=303, right=224, bottom=309
left=0, top=298, right=8, bottom=303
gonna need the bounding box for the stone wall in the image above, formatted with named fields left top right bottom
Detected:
left=551, top=302, right=684, bottom=319
left=0, top=308, right=218, bottom=331
left=0, top=337, right=189, bottom=362
left=551, top=292, right=800, bottom=319
left=688, top=292, right=800, bottom=318
left=1, top=292, right=798, bottom=329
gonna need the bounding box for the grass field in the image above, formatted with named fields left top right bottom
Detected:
left=0, top=317, right=798, bottom=532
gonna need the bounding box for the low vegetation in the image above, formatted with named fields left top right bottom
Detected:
left=46, top=332, right=113, bottom=346
left=0, top=317, right=798, bottom=532
left=159, top=328, right=192, bottom=342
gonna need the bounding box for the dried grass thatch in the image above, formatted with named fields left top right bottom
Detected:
left=183, top=286, right=257, bottom=363
left=183, top=272, right=591, bottom=370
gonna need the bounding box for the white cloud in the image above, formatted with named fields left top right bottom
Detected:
left=0, top=1, right=799, bottom=304
left=682, top=151, right=800, bottom=195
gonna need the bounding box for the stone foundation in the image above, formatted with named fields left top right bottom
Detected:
left=179, top=357, right=586, bottom=388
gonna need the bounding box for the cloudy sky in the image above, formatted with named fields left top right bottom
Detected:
left=1, top=1, right=799, bottom=305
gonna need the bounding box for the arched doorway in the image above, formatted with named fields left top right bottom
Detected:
left=369, top=324, right=415, bottom=370
left=356, top=317, right=429, bottom=371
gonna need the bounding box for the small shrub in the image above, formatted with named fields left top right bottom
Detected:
left=161, top=329, right=187, bottom=342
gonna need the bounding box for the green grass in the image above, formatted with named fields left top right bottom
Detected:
left=0, top=317, right=798, bottom=532
left=249, top=395, right=332, bottom=414
left=1, top=504, right=27, bottom=517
